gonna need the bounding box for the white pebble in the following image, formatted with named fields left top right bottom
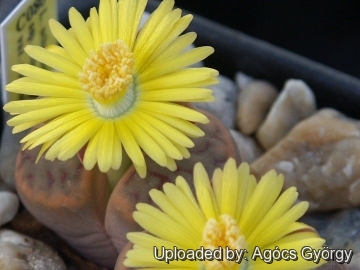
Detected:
left=256, top=79, right=316, bottom=149
left=0, top=229, right=66, bottom=270
left=229, top=129, right=263, bottom=163
left=0, top=192, right=19, bottom=227
left=194, top=75, right=238, bottom=129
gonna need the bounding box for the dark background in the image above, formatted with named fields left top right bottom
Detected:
left=2, top=1, right=359, bottom=78
left=175, top=1, right=360, bottom=79
left=1, top=0, right=360, bottom=139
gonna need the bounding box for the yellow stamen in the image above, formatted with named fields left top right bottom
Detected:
left=202, top=214, right=246, bottom=270
left=79, top=39, right=135, bottom=104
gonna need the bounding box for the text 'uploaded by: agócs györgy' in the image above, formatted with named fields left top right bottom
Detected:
left=153, top=246, right=354, bottom=264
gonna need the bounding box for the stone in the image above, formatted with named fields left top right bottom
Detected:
left=317, top=261, right=349, bottom=269
left=234, top=71, right=254, bottom=90
left=236, top=80, right=278, bottom=135
left=229, top=129, right=263, bottom=163
left=302, top=208, right=360, bottom=269
left=194, top=75, right=238, bottom=129
left=0, top=191, right=19, bottom=226
left=251, top=109, right=360, bottom=211
left=256, top=79, right=316, bottom=150
left=188, top=44, right=204, bottom=68
left=139, top=11, right=150, bottom=28
left=8, top=209, right=107, bottom=270
left=0, top=229, right=66, bottom=270
left=349, top=252, right=360, bottom=270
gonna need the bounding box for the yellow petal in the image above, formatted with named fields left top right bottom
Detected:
left=110, top=131, right=122, bottom=170
left=138, top=110, right=205, bottom=138
left=36, top=137, right=59, bottom=163
left=140, top=88, right=213, bottom=102
left=11, top=119, right=46, bottom=134
left=133, top=0, right=174, bottom=54
left=123, top=117, right=167, bottom=167
left=240, top=171, right=283, bottom=237
left=114, top=119, right=145, bottom=168
left=45, top=44, right=76, bottom=65
left=212, top=168, right=223, bottom=209
left=108, top=0, right=118, bottom=41
left=131, top=112, right=183, bottom=160
left=134, top=203, right=198, bottom=248
left=145, top=31, right=197, bottom=67
left=134, top=8, right=181, bottom=71
left=20, top=110, right=92, bottom=144
left=255, top=201, right=310, bottom=247
left=175, top=176, right=199, bottom=209
left=5, top=79, right=85, bottom=99
left=163, top=182, right=206, bottom=236
left=140, top=68, right=217, bottom=91
left=135, top=111, right=194, bottom=148
left=150, top=189, right=193, bottom=232
left=171, top=141, right=190, bottom=159
left=118, top=0, right=147, bottom=48
left=219, top=158, right=240, bottom=217
left=25, top=112, right=94, bottom=150
left=138, top=101, right=209, bottom=124
left=7, top=103, right=87, bottom=127
left=137, top=14, right=193, bottom=73
left=46, top=118, right=102, bottom=162
left=48, top=19, right=87, bottom=66
left=4, top=98, right=83, bottom=114
left=233, top=163, right=253, bottom=222
left=127, top=232, right=176, bottom=250
left=99, top=0, right=113, bottom=43
left=97, top=121, right=115, bottom=172
left=194, top=162, right=219, bottom=219
left=25, top=45, right=80, bottom=77
left=69, top=7, right=95, bottom=53
left=12, top=64, right=80, bottom=88
left=83, top=126, right=103, bottom=170
left=89, top=7, right=102, bottom=49
left=140, top=46, right=214, bottom=82
left=247, top=187, right=299, bottom=244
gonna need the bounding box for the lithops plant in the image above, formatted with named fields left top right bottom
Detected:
left=2, top=0, right=233, bottom=267
left=15, top=110, right=240, bottom=268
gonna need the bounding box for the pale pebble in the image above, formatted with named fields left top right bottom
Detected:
left=0, top=229, right=66, bottom=270
left=237, top=80, right=278, bottom=135
left=302, top=209, right=360, bottom=269
left=0, top=191, right=19, bottom=227
left=251, top=109, right=360, bottom=211
left=139, top=11, right=150, bottom=28
left=194, top=75, right=237, bottom=129
left=256, top=79, right=316, bottom=150
left=229, top=129, right=263, bottom=163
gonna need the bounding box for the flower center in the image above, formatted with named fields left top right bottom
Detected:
left=201, top=214, right=246, bottom=270
left=79, top=40, right=135, bottom=105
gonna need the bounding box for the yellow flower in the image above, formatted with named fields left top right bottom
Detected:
left=3, top=0, right=217, bottom=177
left=125, top=158, right=326, bottom=269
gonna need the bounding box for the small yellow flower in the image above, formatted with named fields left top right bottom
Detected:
left=3, top=0, right=217, bottom=177
left=125, top=158, right=326, bottom=269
